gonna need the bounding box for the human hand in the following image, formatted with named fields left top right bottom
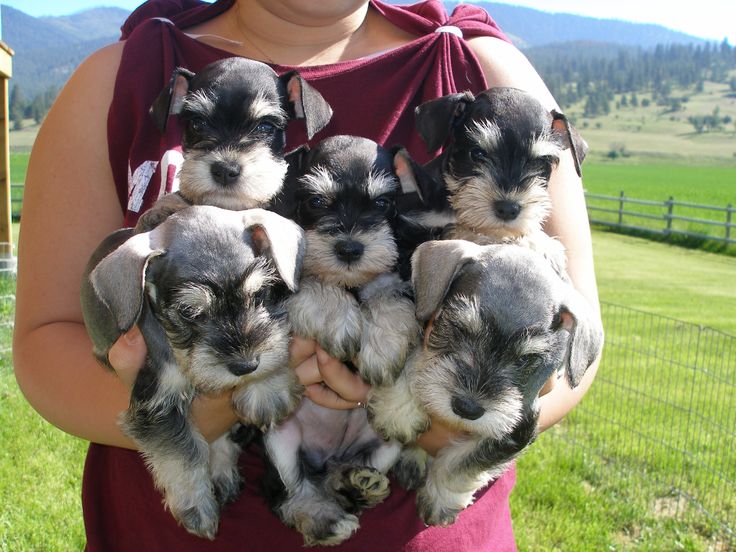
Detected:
left=107, top=325, right=237, bottom=442
left=290, top=336, right=371, bottom=410
left=415, top=416, right=458, bottom=457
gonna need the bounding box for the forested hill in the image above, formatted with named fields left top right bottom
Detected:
left=442, top=2, right=708, bottom=49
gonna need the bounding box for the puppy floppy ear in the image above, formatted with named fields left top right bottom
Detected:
left=554, top=288, right=604, bottom=388
left=392, top=147, right=449, bottom=212
left=411, top=239, right=483, bottom=321
left=149, top=67, right=195, bottom=133
left=550, top=110, right=589, bottom=177
left=242, top=209, right=305, bottom=292
left=81, top=229, right=166, bottom=367
left=415, top=91, right=475, bottom=153
left=281, top=72, right=333, bottom=139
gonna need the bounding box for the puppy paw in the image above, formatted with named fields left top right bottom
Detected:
left=348, top=467, right=391, bottom=508
left=367, top=386, right=428, bottom=444
left=391, top=447, right=429, bottom=491
left=416, top=491, right=461, bottom=528
left=232, top=375, right=302, bottom=428
left=171, top=497, right=221, bottom=540
left=298, top=510, right=360, bottom=547
left=209, top=434, right=243, bottom=506
left=212, top=469, right=242, bottom=507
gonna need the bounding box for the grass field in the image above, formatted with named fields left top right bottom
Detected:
left=2, top=228, right=735, bottom=549
left=512, top=231, right=736, bottom=551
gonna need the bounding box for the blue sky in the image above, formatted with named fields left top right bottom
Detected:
left=2, top=0, right=735, bottom=44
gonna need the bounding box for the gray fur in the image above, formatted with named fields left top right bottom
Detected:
left=81, top=205, right=305, bottom=538
left=369, top=240, right=603, bottom=526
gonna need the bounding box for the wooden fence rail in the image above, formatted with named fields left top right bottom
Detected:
left=9, top=185, right=736, bottom=245
left=585, top=191, right=735, bottom=244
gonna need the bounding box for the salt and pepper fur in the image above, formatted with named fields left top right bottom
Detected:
left=369, top=240, right=603, bottom=526
left=136, top=57, right=333, bottom=231
left=263, top=136, right=423, bottom=546
left=81, top=206, right=305, bottom=539
left=411, top=87, right=589, bottom=276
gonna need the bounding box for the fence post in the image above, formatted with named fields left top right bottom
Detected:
left=618, top=191, right=625, bottom=226
left=726, top=203, right=733, bottom=243
left=664, top=196, right=674, bottom=236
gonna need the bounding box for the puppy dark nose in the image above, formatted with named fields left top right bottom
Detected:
left=228, top=358, right=259, bottom=376
left=210, top=161, right=242, bottom=187
left=494, top=200, right=521, bottom=221
left=334, top=240, right=365, bottom=263
left=451, top=396, right=485, bottom=420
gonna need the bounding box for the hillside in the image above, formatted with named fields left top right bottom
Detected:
left=1, top=5, right=125, bottom=98
left=448, top=2, right=708, bottom=49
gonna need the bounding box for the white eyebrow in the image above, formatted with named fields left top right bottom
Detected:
left=466, top=119, right=502, bottom=152
left=300, top=166, right=338, bottom=200
left=365, top=170, right=398, bottom=198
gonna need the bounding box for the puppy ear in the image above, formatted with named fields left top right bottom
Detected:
left=149, top=67, right=195, bottom=133
left=281, top=72, right=333, bottom=139
left=242, top=209, right=305, bottom=292
left=415, top=91, right=475, bottom=153
left=81, top=229, right=166, bottom=366
left=269, top=145, right=311, bottom=218
left=411, top=239, right=482, bottom=321
left=550, top=110, right=589, bottom=177
left=392, top=147, right=449, bottom=212
left=555, top=289, right=604, bottom=388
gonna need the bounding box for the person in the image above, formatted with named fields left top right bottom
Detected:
left=13, top=0, right=602, bottom=550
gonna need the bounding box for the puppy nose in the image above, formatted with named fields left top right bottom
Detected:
left=334, top=240, right=365, bottom=262
left=494, top=200, right=521, bottom=221
left=228, top=358, right=259, bottom=376
left=451, top=396, right=485, bottom=420
left=210, top=160, right=242, bottom=187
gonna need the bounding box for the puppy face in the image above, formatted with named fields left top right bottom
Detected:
left=176, top=59, right=291, bottom=210
left=415, top=88, right=587, bottom=239
left=286, top=136, right=403, bottom=288
left=409, top=243, right=599, bottom=438
left=146, top=237, right=290, bottom=394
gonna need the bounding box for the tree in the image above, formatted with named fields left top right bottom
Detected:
left=9, top=84, right=26, bottom=130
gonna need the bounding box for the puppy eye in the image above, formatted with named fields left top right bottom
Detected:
left=469, top=147, right=487, bottom=162
left=518, top=354, right=542, bottom=370
left=178, top=303, right=205, bottom=320
left=307, top=196, right=328, bottom=210
left=254, top=121, right=277, bottom=134
left=373, top=196, right=393, bottom=213
left=188, top=119, right=206, bottom=133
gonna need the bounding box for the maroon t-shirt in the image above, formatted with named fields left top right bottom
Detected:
left=85, top=1, right=518, bottom=550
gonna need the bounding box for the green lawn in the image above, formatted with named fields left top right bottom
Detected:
left=512, top=230, right=736, bottom=551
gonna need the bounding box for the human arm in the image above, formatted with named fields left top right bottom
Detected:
left=468, top=36, right=603, bottom=431
left=12, top=43, right=237, bottom=448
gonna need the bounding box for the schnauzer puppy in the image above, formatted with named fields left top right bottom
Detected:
left=369, top=239, right=603, bottom=527
left=81, top=206, right=305, bottom=539
left=136, top=56, right=333, bottom=231
left=263, top=135, right=424, bottom=546
left=412, top=87, right=588, bottom=275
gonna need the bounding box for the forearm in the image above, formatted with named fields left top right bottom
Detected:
left=13, top=322, right=239, bottom=448
left=14, top=322, right=135, bottom=448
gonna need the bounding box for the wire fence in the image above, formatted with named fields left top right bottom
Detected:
left=558, top=301, right=735, bottom=547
